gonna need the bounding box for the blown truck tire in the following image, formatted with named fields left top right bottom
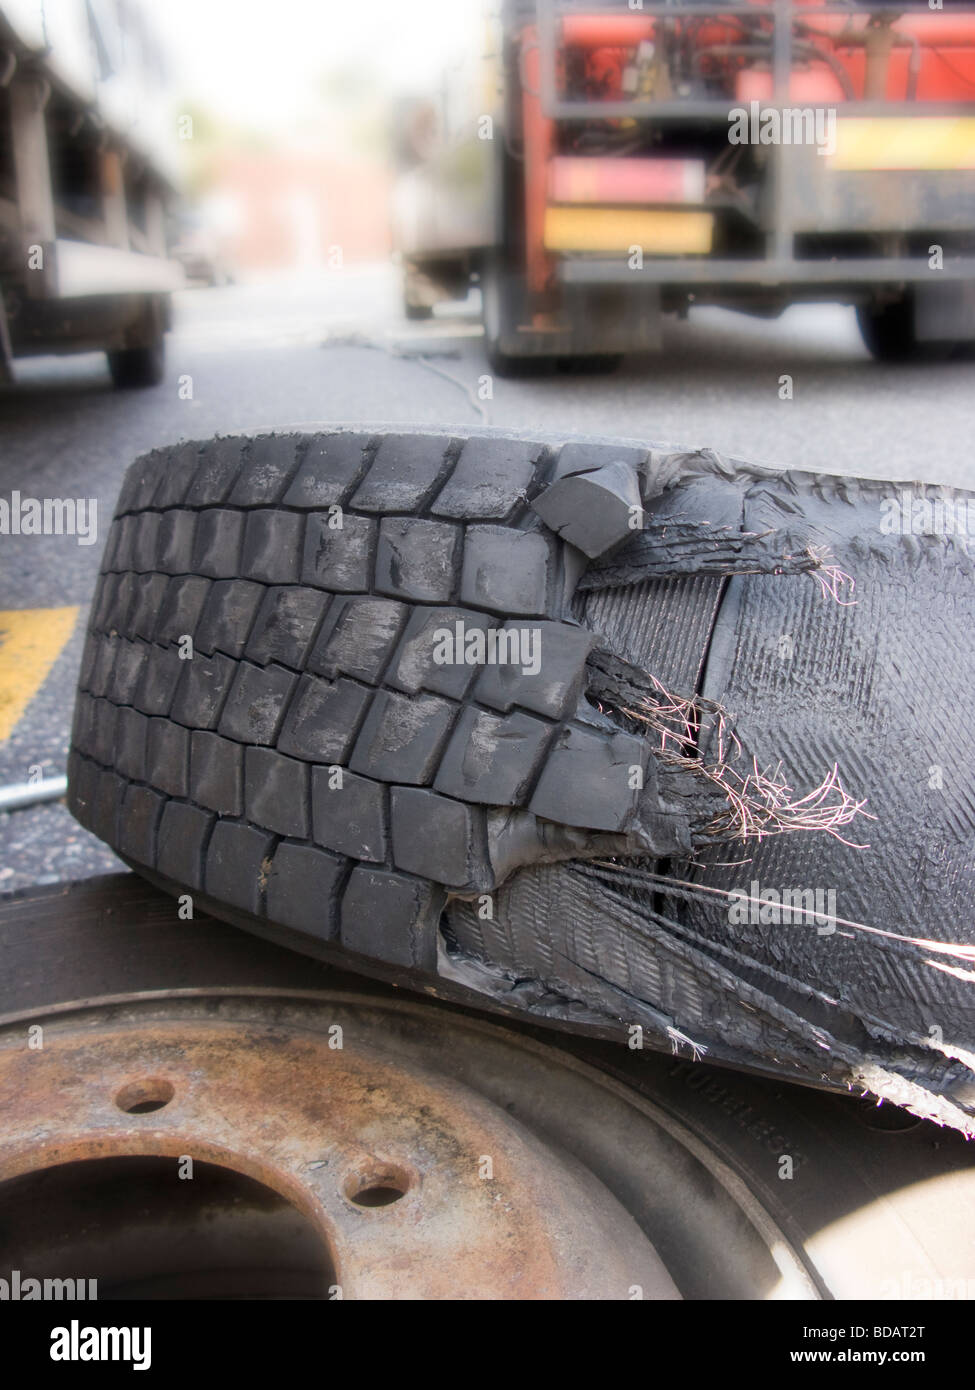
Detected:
left=67, top=427, right=975, bottom=1133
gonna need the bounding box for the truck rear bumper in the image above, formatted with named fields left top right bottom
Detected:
left=559, top=255, right=975, bottom=288
left=53, top=241, right=184, bottom=299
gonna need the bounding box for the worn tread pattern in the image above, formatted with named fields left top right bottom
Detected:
left=69, top=429, right=649, bottom=975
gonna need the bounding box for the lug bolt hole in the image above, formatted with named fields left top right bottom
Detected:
left=114, top=1078, right=175, bottom=1115
left=343, top=1162, right=414, bottom=1209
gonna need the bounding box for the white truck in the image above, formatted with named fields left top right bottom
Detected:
left=0, top=0, right=181, bottom=387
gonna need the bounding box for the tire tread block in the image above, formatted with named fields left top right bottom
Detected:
left=156, top=510, right=198, bottom=575
left=89, top=700, right=118, bottom=766
left=241, top=511, right=304, bottom=584
left=217, top=662, right=297, bottom=745
left=146, top=717, right=190, bottom=797
left=277, top=673, right=372, bottom=763
left=205, top=821, right=276, bottom=916
left=374, top=517, right=461, bottom=603
left=460, top=526, right=553, bottom=616
left=473, top=620, right=595, bottom=718
left=349, top=689, right=456, bottom=785
left=194, top=579, right=264, bottom=659
left=391, top=787, right=487, bottom=889
left=184, top=437, right=246, bottom=507
left=227, top=434, right=300, bottom=506
left=91, top=769, right=126, bottom=846
left=193, top=510, right=244, bottom=579
left=385, top=606, right=495, bottom=700
left=308, top=596, right=407, bottom=685
left=340, top=866, right=445, bottom=970
left=434, top=708, right=554, bottom=806
left=130, top=574, right=171, bottom=642
left=117, top=781, right=164, bottom=866
left=529, top=725, right=646, bottom=832
left=170, top=652, right=235, bottom=731
left=532, top=458, right=643, bottom=559
left=87, top=635, right=118, bottom=699
left=135, top=646, right=185, bottom=718
left=245, top=586, right=330, bottom=669
left=283, top=433, right=373, bottom=508
left=151, top=441, right=203, bottom=510
left=267, top=841, right=346, bottom=939
left=244, top=746, right=310, bottom=839
left=350, top=432, right=455, bottom=513
left=156, top=800, right=214, bottom=889
left=312, top=767, right=387, bottom=862
left=156, top=576, right=211, bottom=647
left=302, top=512, right=376, bottom=592
left=432, top=436, right=542, bottom=520
left=190, top=731, right=244, bottom=816
left=109, top=639, right=148, bottom=705
left=115, top=707, right=150, bottom=782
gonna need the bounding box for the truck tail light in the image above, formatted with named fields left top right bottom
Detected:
left=549, top=157, right=707, bottom=206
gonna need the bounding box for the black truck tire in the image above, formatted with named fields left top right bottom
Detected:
left=481, top=258, right=622, bottom=377
left=856, top=291, right=961, bottom=363
left=856, top=295, right=921, bottom=362
left=107, top=296, right=168, bottom=388
left=107, top=338, right=166, bottom=389
left=68, top=427, right=975, bottom=1131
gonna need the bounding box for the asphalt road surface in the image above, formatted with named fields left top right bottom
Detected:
left=2, top=264, right=974, bottom=891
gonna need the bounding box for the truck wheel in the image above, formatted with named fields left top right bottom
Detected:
left=6, top=877, right=975, bottom=1302
left=482, top=297, right=621, bottom=377
left=856, top=295, right=919, bottom=361
left=486, top=343, right=555, bottom=377
left=481, top=256, right=557, bottom=377
left=67, top=428, right=975, bottom=1131
left=858, top=291, right=973, bottom=363
left=557, top=353, right=623, bottom=375
left=107, top=337, right=166, bottom=389
left=403, top=262, right=442, bottom=321
left=855, top=291, right=957, bottom=363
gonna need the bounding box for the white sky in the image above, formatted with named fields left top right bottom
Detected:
left=159, top=0, right=489, bottom=129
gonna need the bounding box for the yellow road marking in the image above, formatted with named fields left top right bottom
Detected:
left=0, top=607, right=79, bottom=742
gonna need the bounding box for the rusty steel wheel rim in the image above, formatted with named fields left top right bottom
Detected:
left=0, top=989, right=818, bottom=1300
